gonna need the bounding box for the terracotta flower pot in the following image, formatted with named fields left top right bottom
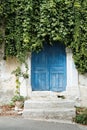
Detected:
left=15, top=101, right=24, bottom=111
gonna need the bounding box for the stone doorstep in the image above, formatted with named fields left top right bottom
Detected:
left=23, top=98, right=76, bottom=121
left=23, top=91, right=76, bottom=121
left=23, top=108, right=76, bottom=121
left=24, top=100, right=75, bottom=109
left=31, top=91, right=68, bottom=98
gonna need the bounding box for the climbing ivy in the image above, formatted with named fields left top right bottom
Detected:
left=0, top=0, right=87, bottom=73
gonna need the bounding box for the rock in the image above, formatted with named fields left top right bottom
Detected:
left=17, top=111, right=23, bottom=115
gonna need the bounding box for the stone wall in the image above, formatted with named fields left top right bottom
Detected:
left=0, top=45, right=19, bottom=105
left=79, top=74, right=87, bottom=107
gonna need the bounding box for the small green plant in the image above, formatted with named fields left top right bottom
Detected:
left=12, top=66, right=29, bottom=103
left=75, top=113, right=87, bottom=125
left=22, top=73, right=29, bottom=79
left=12, top=66, right=29, bottom=79
left=74, top=107, right=87, bottom=125
left=11, top=95, right=25, bottom=102
left=9, top=101, right=15, bottom=107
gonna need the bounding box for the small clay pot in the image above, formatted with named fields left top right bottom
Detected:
left=15, top=101, right=23, bottom=111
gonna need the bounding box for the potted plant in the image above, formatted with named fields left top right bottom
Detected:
left=11, top=94, right=25, bottom=111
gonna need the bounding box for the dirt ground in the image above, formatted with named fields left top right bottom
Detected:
left=0, top=105, right=23, bottom=117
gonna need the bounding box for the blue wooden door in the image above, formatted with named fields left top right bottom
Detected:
left=31, top=43, right=66, bottom=91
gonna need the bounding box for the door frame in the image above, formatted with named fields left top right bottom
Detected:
left=20, top=48, right=79, bottom=99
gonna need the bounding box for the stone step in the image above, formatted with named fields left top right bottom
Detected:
left=24, top=100, right=75, bottom=109
left=23, top=108, right=75, bottom=121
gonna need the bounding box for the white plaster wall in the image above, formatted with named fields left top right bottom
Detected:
left=66, top=48, right=87, bottom=107
left=79, top=74, right=87, bottom=107
left=20, top=53, right=32, bottom=98
left=65, top=48, right=80, bottom=101
left=0, top=46, right=19, bottom=105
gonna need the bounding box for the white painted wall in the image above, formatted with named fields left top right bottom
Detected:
left=65, top=48, right=80, bottom=100
left=0, top=45, right=19, bottom=105
left=79, top=74, right=87, bottom=107
left=20, top=53, right=32, bottom=98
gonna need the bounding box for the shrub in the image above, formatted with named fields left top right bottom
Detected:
left=74, top=107, right=87, bottom=125
left=75, top=113, right=87, bottom=125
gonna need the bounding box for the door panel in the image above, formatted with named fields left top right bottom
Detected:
left=31, top=67, right=49, bottom=91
